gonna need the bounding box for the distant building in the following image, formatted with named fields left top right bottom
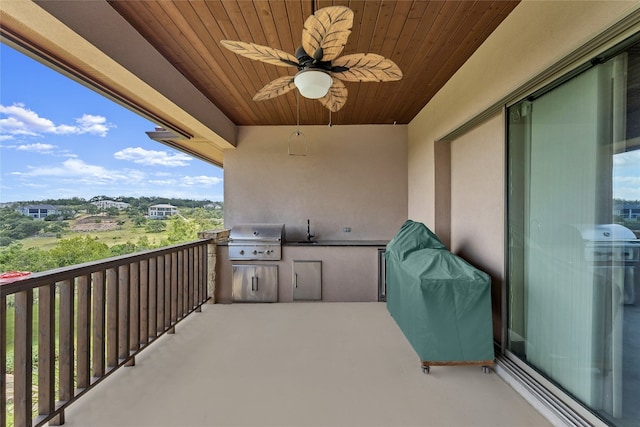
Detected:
left=16, top=204, right=60, bottom=219
left=148, top=204, right=178, bottom=218
left=614, top=201, right=640, bottom=220
left=204, top=202, right=223, bottom=210
left=92, top=200, right=130, bottom=210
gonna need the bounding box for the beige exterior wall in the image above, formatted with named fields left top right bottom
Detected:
left=449, top=114, right=505, bottom=339
left=224, top=125, right=408, bottom=241
left=449, top=114, right=504, bottom=272
left=408, top=0, right=640, bottom=341
left=408, top=0, right=639, bottom=228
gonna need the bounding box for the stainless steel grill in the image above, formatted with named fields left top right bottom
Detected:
left=574, top=223, right=640, bottom=305
left=228, top=223, right=285, bottom=261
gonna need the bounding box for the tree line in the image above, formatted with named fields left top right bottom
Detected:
left=0, top=198, right=224, bottom=273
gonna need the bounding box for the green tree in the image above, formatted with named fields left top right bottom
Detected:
left=106, top=207, right=119, bottom=217
left=0, top=209, right=46, bottom=240
left=85, top=204, right=100, bottom=215
left=0, top=243, right=50, bottom=272
left=109, top=241, right=137, bottom=256
left=133, top=215, right=147, bottom=227
left=47, top=236, right=110, bottom=267
left=145, top=220, right=166, bottom=233
left=166, top=215, right=199, bottom=243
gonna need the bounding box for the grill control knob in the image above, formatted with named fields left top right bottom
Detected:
left=252, top=250, right=258, bottom=255
left=239, top=250, right=244, bottom=255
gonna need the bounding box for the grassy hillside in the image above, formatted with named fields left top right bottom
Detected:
left=20, top=215, right=171, bottom=250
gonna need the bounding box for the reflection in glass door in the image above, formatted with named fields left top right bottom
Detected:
left=507, top=39, right=640, bottom=427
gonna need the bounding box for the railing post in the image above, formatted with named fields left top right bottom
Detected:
left=128, top=262, right=140, bottom=365
left=170, top=252, right=178, bottom=326
left=107, top=267, right=119, bottom=370
left=118, top=265, right=130, bottom=364
left=140, top=259, right=149, bottom=347
left=52, top=279, right=75, bottom=426
left=199, top=230, right=230, bottom=304
left=38, top=284, right=56, bottom=420
left=14, top=289, right=33, bottom=427
left=156, top=255, right=164, bottom=335
left=92, top=270, right=106, bottom=378
left=77, top=275, right=91, bottom=389
left=207, top=241, right=216, bottom=304
left=163, top=254, right=171, bottom=331
left=149, top=257, right=157, bottom=339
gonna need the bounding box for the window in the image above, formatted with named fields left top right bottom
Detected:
left=507, top=36, right=640, bottom=426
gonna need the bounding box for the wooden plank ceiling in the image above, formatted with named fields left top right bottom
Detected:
left=107, top=0, right=520, bottom=126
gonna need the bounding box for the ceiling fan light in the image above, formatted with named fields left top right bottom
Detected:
left=294, top=70, right=332, bottom=99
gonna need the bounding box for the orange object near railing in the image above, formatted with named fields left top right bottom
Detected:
left=1, top=239, right=211, bottom=427
left=0, top=271, right=32, bottom=284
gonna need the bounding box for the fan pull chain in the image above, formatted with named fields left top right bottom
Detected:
left=289, top=91, right=308, bottom=156
left=296, top=90, right=300, bottom=135
left=328, top=110, right=332, bottom=127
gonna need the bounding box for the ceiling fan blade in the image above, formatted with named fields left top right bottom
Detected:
left=253, top=76, right=297, bottom=101
left=318, top=79, right=348, bottom=112
left=332, top=53, right=403, bottom=82
left=302, top=6, right=353, bottom=62
left=221, top=40, right=299, bottom=67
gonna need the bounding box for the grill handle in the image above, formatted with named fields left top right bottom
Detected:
left=294, top=273, right=298, bottom=288
left=252, top=276, right=258, bottom=292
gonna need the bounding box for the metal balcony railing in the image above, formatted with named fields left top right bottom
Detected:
left=1, top=239, right=212, bottom=427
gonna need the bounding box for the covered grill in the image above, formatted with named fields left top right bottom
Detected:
left=228, top=223, right=285, bottom=261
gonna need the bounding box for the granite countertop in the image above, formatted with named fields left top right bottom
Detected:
left=216, top=240, right=388, bottom=247
left=285, top=240, right=388, bottom=247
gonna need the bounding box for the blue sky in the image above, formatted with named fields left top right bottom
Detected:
left=0, top=43, right=224, bottom=203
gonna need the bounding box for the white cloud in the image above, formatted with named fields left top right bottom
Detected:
left=613, top=150, right=640, bottom=167
left=75, top=114, right=112, bottom=136
left=0, top=103, right=113, bottom=139
left=614, top=175, right=640, bottom=200
left=114, top=147, right=192, bottom=167
left=12, top=158, right=146, bottom=185
left=181, top=175, right=223, bottom=186
left=16, top=143, right=56, bottom=153
left=148, top=179, right=177, bottom=186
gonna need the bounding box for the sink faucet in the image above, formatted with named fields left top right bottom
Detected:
left=306, top=219, right=315, bottom=241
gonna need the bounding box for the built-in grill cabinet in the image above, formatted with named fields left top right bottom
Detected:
left=229, top=224, right=285, bottom=302
left=232, top=265, right=278, bottom=302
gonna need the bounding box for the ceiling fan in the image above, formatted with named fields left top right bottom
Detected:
left=220, top=5, right=402, bottom=112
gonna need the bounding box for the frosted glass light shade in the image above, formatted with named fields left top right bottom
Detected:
left=294, top=70, right=332, bottom=99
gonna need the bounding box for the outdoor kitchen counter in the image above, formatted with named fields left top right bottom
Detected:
left=285, top=240, right=388, bottom=247
left=217, top=240, right=388, bottom=246
left=216, top=240, right=388, bottom=303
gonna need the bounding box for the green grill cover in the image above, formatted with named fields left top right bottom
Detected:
left=385, top=220, right=494, bottom=363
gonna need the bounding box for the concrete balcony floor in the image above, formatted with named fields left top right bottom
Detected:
left=61, top=303, right=551, bottom=427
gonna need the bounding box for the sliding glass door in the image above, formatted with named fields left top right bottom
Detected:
left=507, top=39, right=640, bottom=426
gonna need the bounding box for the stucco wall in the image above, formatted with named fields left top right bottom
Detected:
left=224, top=125, right=407, bottom=241
left=408, top=0, right=640, bottom=342
left=449, top=114, right=505, bottom=339
left=408, top=0, right=640, bottom=229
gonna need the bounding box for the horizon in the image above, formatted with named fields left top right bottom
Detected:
left=0, top=195, right=223, bottom=206
left=0, top=43, right=224, bottom=204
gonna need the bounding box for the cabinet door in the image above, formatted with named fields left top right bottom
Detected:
left=232, top=265, right=278, bottom=302
left=292, top=261, right=322, bottom=301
